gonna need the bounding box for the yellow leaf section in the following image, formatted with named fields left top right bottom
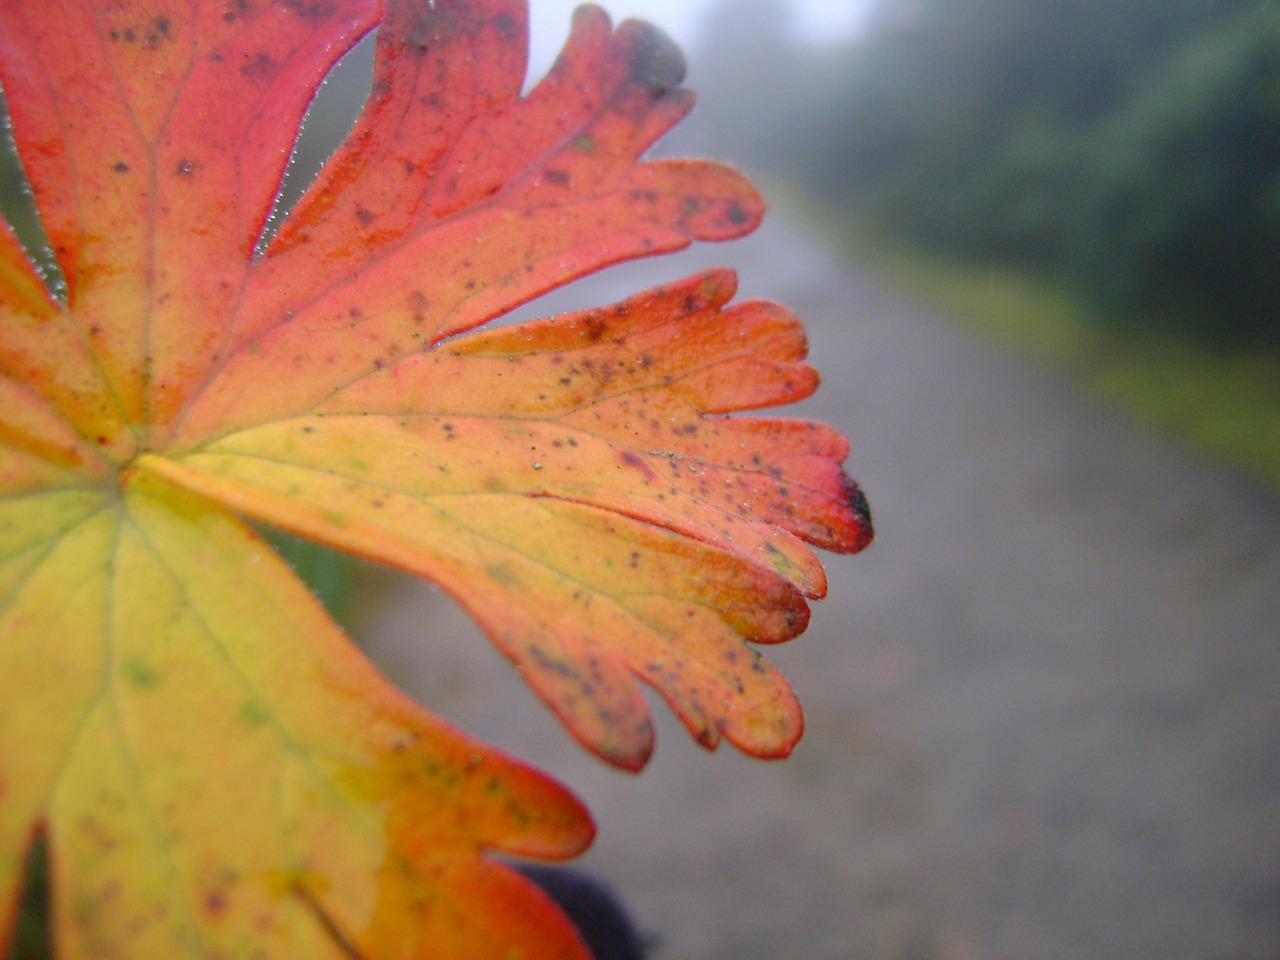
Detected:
left=139, top=453, right=807, bottom=771
left=174, top=270, right=868, bottom=599
left=0, top=488, right=110, bottom=951
left=0, top=473, right=592, bottom=959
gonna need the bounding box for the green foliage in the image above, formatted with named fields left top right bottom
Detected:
left=1063, top=9, right=1280, bottom=342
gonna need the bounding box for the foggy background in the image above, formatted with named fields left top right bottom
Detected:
left=525, top=0, right=871, bottom=77
left=671, top=0, right=1280, bottom=349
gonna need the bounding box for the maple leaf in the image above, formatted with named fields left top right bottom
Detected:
left=0, top=0, right=872, bottom=957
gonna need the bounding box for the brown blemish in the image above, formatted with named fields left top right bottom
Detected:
left=145, top=17, right=172, bottom=47
left=628, top=21, right=686, bottom=93
left=619, top=450, right=657, bottom=481
left=493, top=12, right=518, bottom=38
left=205, top=891, right=228, bottom=916
left=281, top=0, right=338, bottom=23
left=240, top=51, right=278, bottom=82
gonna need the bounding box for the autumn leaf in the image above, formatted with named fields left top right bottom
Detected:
left=0, top=0, right=872, bottom=957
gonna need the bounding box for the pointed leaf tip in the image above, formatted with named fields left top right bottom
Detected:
left=622, top=17, right=687, bottom=92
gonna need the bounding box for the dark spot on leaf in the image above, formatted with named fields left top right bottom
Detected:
left=493, top=12, right=518, bottom=38
left=113, top=161, right=129, bottom=173
left=628, top=22, right=686, bottom=93
left=240, top=51, right=278, bottom=83
left=620, top=451, right=657, bottom=481
left=354, top=206, right=375, bottom=226
left=726, top=201, right=751, bottom=226
left=841, top=476, right=875, bottom=551
left=543, top=168, right=570, bottom=187
left=282, top=0, right=337, bottom=23
left=226, top=0, right=252, bottom=19
left=145, top=17, right=172, bottom=47
left=402, top=3, right=461, bottom=57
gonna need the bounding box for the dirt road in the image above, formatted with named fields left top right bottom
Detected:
left=351, top=216, right=1280, bottom=960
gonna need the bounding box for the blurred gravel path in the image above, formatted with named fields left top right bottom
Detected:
left=350, top=216, right=1280, bottom=960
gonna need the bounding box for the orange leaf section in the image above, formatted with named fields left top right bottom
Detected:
left=0, top=473, right=592, bottom=960
left=0, top=0, right=379, bottom=446
left=171, top=1, right=763, bottom=444
left=142, top=269, right=871, bottom=769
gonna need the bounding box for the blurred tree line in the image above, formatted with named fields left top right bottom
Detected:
left=677, top=0, right=1280, bottom=347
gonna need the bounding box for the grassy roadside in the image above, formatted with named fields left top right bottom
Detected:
left=834, top=228, right=1280, bottom=493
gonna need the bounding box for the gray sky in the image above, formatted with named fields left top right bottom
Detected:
left=527, top=0, right=870, bottom=79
